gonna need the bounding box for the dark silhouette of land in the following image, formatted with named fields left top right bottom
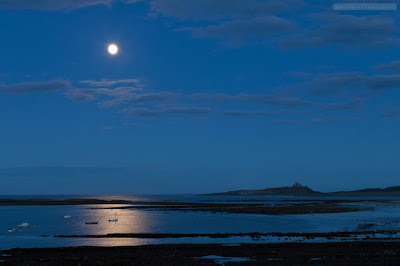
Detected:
left=0, top=198, right=131, bottom=206
left=0, top=196, right=373, bottom=215
left=206, top=182, right=400, bottom=196
left=102, top=201, right=365, bottom=215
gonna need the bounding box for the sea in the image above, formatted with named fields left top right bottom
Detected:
left=1, top=194, right=400, bottom=250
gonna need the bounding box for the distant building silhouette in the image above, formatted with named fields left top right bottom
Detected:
left=293, top=182, right=303, bottom=188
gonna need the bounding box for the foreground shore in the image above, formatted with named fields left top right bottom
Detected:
left=1, top=242, right=400, bottom=265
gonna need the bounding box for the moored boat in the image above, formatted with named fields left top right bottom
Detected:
left=85, top=221, right=98, bottom=225
left=85, top=212, right=98, bottom=224
left=18, top=223, right=30, bottom=228
left=108, top=210, right=118, bottom=222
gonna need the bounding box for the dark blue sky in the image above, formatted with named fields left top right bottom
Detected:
left=1, top=0, right=400, bottom=194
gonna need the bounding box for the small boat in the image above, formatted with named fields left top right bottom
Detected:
left=63, top=215, right=72, bottom=219
left=8, top=229, right=16, bottom=233
left=18, top=223, right=30, bottom=228
left=85, top=221, right=98, bottom=225
left=85, top=212, right=98, bottom=225
left=108, top=210, right=118, bottom=222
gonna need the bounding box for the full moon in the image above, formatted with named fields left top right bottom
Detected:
left=108, top=44, right=118, bottom=55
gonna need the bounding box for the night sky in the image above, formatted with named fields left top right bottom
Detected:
left=1, top=0, right=399, bottom=194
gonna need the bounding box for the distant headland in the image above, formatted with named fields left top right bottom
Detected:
left=205, top=182, right=400, bottom=196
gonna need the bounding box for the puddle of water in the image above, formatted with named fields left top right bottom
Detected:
left=195, top=255, right=252, bottom=264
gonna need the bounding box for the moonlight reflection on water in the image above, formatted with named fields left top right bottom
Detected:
left=74, top=205, right=152, bottom=235
left=2, top=195, right=400, bottom=250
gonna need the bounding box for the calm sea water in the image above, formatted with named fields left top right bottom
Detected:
left=1, top=194, right=400, bottom=250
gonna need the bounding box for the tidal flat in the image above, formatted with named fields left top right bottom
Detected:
left=99, top=199, right=373, bottom=215
left=0, top=198, right=374, bottom=215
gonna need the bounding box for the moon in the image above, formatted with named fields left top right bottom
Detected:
left=108, top=44, right=118, bottom=55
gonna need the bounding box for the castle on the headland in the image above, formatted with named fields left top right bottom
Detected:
left=292, top=182, right=306, bottom=188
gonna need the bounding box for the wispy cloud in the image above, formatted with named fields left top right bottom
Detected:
left=102, top=91, right=363, bottom=111
left=276, top=116, right=357, bottom=125
left=281, top=14, right=400, bottom=48
left=381, top=108, right=400, bottom=118
left=303, top=72, right=366, bottom=96
left=289, top=71, right=400, bottom=97
left=213, top=94, right=318, bottom=107
left=120, top=107, right=312, bottom=118
left=150, top=0, right=298, bottom=20
left=79, top=79, right=140, bottom=87
left=100, top=92, right=183, bottom=107
left=218, top=109, right=310, bottom=116
left=367, top=74, right=400, bottom=90
left=152, top=0, right=304, bottom=46
left=373, top=60, right=400, bottom=73
left=0, top=0, right=115, bottom=10
left=120, top=107, right=211, bottom=118
left=151, top=1, right=400, bottom=49
left=67, top=86, right=143, bottom=102
left=183, top=16, right=294, bottom=45
left=2, top=64, right=398, bottom=124
left=3, top=1, right=399, bottom=50
left=0, top=0, right=146, bottom=10
left=0, top=80, right=70, bottom=94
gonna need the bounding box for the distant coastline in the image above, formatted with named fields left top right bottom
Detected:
left=204, top=183, right=400, bottom=196
left=0, top=198, right=131, bottom=206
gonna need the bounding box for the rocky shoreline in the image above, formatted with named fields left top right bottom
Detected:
left=2, top=242, right=400, bottom=265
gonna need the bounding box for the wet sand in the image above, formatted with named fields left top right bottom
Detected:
left=2, top=242, right=400, bottom=265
